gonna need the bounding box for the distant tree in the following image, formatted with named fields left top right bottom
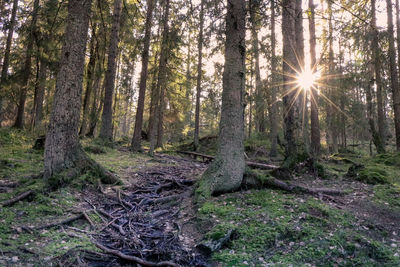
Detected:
left=269, top=0, right=278, bottom=157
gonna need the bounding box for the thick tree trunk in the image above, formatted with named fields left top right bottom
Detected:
left=197, top=0, right=246, bottom=196
left=131, top=0, right=155, bottom=151
left=249, top=0, right=265, bottom=134
left=80, top=26, right=97, bottom=137
left=308, top=0, right=320, bottom=157
left=282, top=0, right=297, bottom=166
left=386, top=0, right=400, bottom=151
left=44, top=0, right=92, bottom=179
left=33, top=59, right=47, bottom=131
left=0, top=0, right=18, bottom=125
left=149, top=0, right=170, bottom=156
left=269, top=0, right=278, bottom=157
left=194, top=0, right=205, bottom=150
left=99, top=0, right=122, bottom=141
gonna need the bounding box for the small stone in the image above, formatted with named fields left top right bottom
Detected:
left=289, top=242, right=295, bottom=246
left=391, top=243, right=397, bottom=248
left=243, top=261, right=249, bottom=265
left=11, top=256, right=19, bottom=262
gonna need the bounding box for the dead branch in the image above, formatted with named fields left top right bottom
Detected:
left=1, top=190, right=33, bottom=207
left=36, top=213, right=84, bottom=230
left=95, top=242, right=181, bottom=267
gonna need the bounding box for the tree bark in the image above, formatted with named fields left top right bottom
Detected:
left=269, top=0, right=278, bottom=157
left=249, top=0, right=265, bottom=134
left=99, top=0, right=122, bottom=141
left=13, top=0, right=39, bottom=129
left=131, top=0, right=155, bottom=151
left=386, top=0, right=400, bottom=151
left=0, top=0, right=18, bottom=125
left=33, top=58, right=47, bottom=131
left=282, top=0, right=297, bottom=166
left=308, top=0, right=320, bottom=157
left=44, top=0, right=92, bottom=179
left=194, top=0, right=205, bottom=150
left=149, top=0, right=171, bottom=156
left=198, top=0, right=246, bottom=196
left=80, top=26, right=97, bottom=137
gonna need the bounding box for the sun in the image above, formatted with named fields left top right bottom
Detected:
left=296, top=68, right=319, bottom=91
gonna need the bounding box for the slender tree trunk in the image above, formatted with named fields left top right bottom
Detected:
left=371, top=0, right=386, bottom=153
left=308, top=0, right=320, bottom=157
left=80, top=26, right=97, bottom=137
left=199, top=0, right=246, bottom=196
left=149, top=0, right=170, bottom=155
left=131, top=0, right=155, bottom=151
left=269, top=0, right=278, bottom=157
left=386, top=0, right=400, bottom=151
left=249, top=0, right=265, bottom=134
left=282, top=0, right=297, bottom=166
left=194, top=0, right=205, bottom=150
left=99, top=0, right=122, bottom=141
left=13, top=0, right=39, bottom=129
left=0, top=0, right=18, bottom=125
left=44, top=0, right=92, bottom=179
left=248, top=58, right=254, bottom=137
left=33, top=59, right=47, bottom=131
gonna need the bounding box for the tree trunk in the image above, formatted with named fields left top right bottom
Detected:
left=0, top=0, right=18, bottom=125
left=99, top=0, right=122, bottom=141
left=44, top=0, right=92, bottom=179
left=282, top=0, right=297, bottom=166
left=80, top=26, right=97, bottom=137
left=198, top=0, right=246, bottom=196
left=308, top=0, right=320, bottom=157
left=386, top=0, right=400, bottom=151
left=13, top=0, right=39, bottom=129
left=269, top=0, right=278, bottom=157
left=33, top=58, right=47, bottom=131
left=149, top=0, right=170, bottom=156
left=371, top=0, right=386, bottom=153
left=249, top=0, right=265, bottom=134
left=131, top=0, right=155, bottom=151
left=194, top=0, right=205, bottom=150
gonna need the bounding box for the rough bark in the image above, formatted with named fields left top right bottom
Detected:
left=194, top=0, right=205, bottom=150
left=197, top=0, right=246, bottom=196
left=269, top=0, right=278, bottom=157
left=386, top=0, right=400, bottom=151
left=44, top=0, right=108, bottom=184
left=282, top=0, right=297, bottom=166
left=99, top=0, right=122, bottom=141
left=149, top=0, right=170, bottom=156
left=131, top=0, right=155, bottom=151
left=249, top=0, right=265, bottom=133
left=0, top=0, right=18, bottom=125
left=308, top=0, right=320, bottom=157
left=80, top=26, right=97, bottom=137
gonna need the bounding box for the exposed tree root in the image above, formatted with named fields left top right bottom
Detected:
left=242, top=169, right=345, bottom=196
left=95, top=242, right=181, bottom=267
left=1, top=190, right=34, bottom=207
left=36, top=213, right=85, bottom=230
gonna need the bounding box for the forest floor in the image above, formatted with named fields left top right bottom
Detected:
left=0, top=128, right=400, bottom=266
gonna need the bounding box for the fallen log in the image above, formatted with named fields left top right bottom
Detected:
left=95, top=242, right=181, bottom=267
left=176, top=151, right=278, bottom=170
left=1, top=190, right=33, bottom=207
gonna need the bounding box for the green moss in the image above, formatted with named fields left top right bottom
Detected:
left=358, top=166, right=391, bottom=184
left=373, top=184, right=400, bottom=209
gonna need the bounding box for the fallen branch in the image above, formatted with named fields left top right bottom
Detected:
left=177, top=151, right=278, bottom=170
left=95, top=242, right=181, bottom=267
left=1, top=190, right=33, bottom=207
left=36, top=213, right=84, bottom=230
left=0, top=181, right=19, bottom=188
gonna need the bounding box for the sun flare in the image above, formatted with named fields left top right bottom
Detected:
left=296, top=68, right=319, bottom=91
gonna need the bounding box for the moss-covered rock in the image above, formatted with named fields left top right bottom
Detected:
left=346, top=163, right=391, bottom=184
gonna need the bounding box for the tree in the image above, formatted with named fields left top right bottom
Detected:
left=385, top=0, right=400, bottom=151
left=99, top=0, right=123, bottom=141
left=308, top=0, right=320, bottom=157
left=14, top=0, right=39, bottom=128
left=282, top=0, right=297, bottom=166
left=269, top=0, right=278, bottom=157
left=194, top=0, right=205, bottom=150
left=0, top=0, right=18, bottom=125
left=131, top=0, right=155, bottom=151
left=197, top=0, right=246, bottom=196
